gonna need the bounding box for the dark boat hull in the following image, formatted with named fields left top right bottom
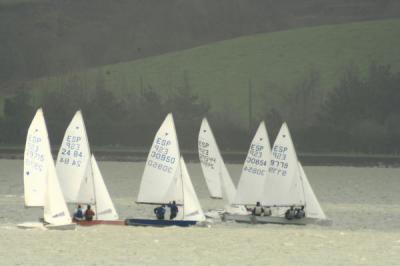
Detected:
left=125, top=218, right=197, bottom=227
left=231, top=214, right=332, bottom=226
left=74, top=220, right=125, bottom=226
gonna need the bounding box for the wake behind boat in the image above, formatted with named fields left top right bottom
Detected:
left=126, top=114, right=206, bottom=227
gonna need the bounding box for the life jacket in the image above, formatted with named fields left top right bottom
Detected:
left=75, top=209, right=83, bottom=218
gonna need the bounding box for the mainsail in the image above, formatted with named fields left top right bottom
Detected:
left=198, top=118, right=222, bottom=198
left=234, top=121, right=271, bottom=205
left=24, top=108, right=48, bottom=207
left=137, top=113, right=182, bottom=204
left=56, top=111, right=92, bottom=203
left=198, top=118, right=236, bottom=204
left=262, top=123, right=305, bottom=206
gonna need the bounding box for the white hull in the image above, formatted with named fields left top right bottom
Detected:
left=17, top=221, right=76, bottom=230
left=17, top=222, right=46, bottom=230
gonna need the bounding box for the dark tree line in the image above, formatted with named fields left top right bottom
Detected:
left=286, top=63, right=400, bottom=153
left=314, top=64, right=400, bottom=153
left=0, top=71, right=249, bottom=151
left=2, top=63, right=400, bottom=154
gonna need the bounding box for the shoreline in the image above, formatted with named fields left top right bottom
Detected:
left=2, top=146, right=400, bottom=166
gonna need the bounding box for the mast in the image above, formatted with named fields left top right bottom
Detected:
left=180, top=157, right=185, bottom=220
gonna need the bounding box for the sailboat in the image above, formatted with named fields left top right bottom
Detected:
left=18, top=108, right=75, bottom=230
left=198, top=118, right=248, bottom=217
left=125, top=113, right=206, bottom=227
left=221, top=121, right=271, bottom=221
left=56, top=111, right=121, bottom=225
left=235, top=122, right=330, bottom=225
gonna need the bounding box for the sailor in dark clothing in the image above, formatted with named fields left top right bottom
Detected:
left=252, top=202, right=265, bottom=216
left=73, top=204, right=84, bottom=221
left=285, top=206, right=296, bottom=220
left=295, top=206, right=305, bottom=219
left=154, top=205, right=166, bottom=220
left=84, top=205, right=95, bottom=221
left=168, top=201, right=179, bottom=220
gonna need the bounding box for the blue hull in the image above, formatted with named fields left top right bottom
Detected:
left=125, top=218, right=197, bottom=227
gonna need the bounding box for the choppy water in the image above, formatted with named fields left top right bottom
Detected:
left=1, top=159, right=400, bottom=265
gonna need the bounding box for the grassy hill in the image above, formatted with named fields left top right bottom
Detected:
left=1, top=0, right=399, bottom=86
left=30, top=18, right=400, bottom=126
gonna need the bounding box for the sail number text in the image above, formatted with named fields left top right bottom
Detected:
left=198, top=140, right=216, bottom=169
left=25, top=134, right=45, bottom=172
left=147, top=137, right=176, bottom=173
left=58, top=135, right=84, bottom=167
left=268, top=145, right=289, bottom=176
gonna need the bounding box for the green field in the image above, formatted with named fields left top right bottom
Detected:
left=30, top=19, right=400, bottom=126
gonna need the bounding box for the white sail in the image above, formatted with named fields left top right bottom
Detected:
left=44, top=157, right=72, bottom=226
left=298, top=162, right=326, bottom=219
left=198, top=118, right=237, bottom=205
left=180, top=157, right=205, bottom=222
left=91, top=155, right=119, bottom=220
left=234, top=121, right=271, bottom=205
left=219, top=162, right=237, bottom=205
left=75, top=161, right=95, bottom=204
left=24, top=108, right=49, bottom=207
left=198, top=118, right=222, bottom=198
left=56, top=111, right=93, bottom=203
left=137, top=113, right=182, bottom=204
left=262, top=123, right=305, bottom=206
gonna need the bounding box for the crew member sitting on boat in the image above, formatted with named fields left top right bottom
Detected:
left=252, top=202, right=265, bottom=216
left=295, top=206, right=305, bottom=219
left=154, top=205, right=166, bottom=220
left=84, top=205, right=95, bottom=221
left=168, top=201, right=179, bottom=220
left=73, top=204, right=84, bottom=221
left=285, top=206, right=296, bottom=220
